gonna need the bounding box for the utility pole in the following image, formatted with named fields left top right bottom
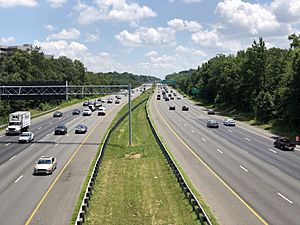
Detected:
left=128, top=83, right=132, bottom=145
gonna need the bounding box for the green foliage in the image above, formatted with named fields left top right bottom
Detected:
left=166, top=36, right=300, bottom=134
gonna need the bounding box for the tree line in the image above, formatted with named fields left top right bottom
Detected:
left=166, top=35, right=300, bottom=136
left=0, top=47, right=159, bottom=124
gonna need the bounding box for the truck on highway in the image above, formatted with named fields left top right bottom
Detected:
left=6, top=111, right=31, bottom=135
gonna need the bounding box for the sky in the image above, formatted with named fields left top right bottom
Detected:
left=0, top=0, right=300, bottom=79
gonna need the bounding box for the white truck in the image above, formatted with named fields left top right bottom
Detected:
left=6, top=111, right=31, bottom=135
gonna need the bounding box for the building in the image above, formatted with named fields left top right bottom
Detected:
left=0, top=44, right=33, bottom=58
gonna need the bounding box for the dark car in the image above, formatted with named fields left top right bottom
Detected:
left=169, top=106, right=175, bottom=110
left=54, top=124, right=67, bottom=135
left=107, top=98, right=113, bottom=104
left=207, top=120, right=219, bottom=128
left=115, top=99, right=120, bottom=104
left=75, top=124, right=88, bottom=134
left=274, top=137, right=296, bottom=151
left=207, top=109, right=215, bottom=115
left=53, top=111, right=63, bottom=117
left=182, top=105, right=189, bottom=111
left=165, top=97, right=170, bottom=101
left=72, top=109, right=80, bottom=115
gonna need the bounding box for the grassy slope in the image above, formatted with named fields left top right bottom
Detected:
left=86, top=97, right=199, bottom=225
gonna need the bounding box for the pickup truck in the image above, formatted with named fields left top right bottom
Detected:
left=274, top=137, right=296, bottom=151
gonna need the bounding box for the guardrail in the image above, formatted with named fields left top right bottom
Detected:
left=145, top=100, right=212, bottom=225
left=75, top=97, right=149, bottom=225
left=0, top=107, right=59, bottom=130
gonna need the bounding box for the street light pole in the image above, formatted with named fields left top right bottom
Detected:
left=128, top=83, right=132, bottom=146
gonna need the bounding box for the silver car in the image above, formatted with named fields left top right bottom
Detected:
left=33, top=156, right=57, bottom=175
left=18, top=132, right=34, bottom=143
left=223, top=118, right=236, bottom=126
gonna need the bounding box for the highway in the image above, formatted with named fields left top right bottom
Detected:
left=149, top=87, right=300, bottom=225
left=0, top=90, right=140, bottom=225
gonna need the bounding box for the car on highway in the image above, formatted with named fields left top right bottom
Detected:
left=101, top=99, right=107, bottom=103
left=83, top=101, right=89, bottom=106
left=115, top=99, right=120, bottom=104
left=72, top=109, right=80, bottom=115
left=177, top=96, right=181, bottom=100
left=53, top=111, right=63, bottom=117
left=165, top=97, right=170, bottom=101
left=75, top=124, right=88, bottom=134
left=274, top=137, right=296, bottom=151
left=54, top=124, right=67, bottom=135
left=107, top=98, right=113, bottom=104
left=33, top=156, right=57, bottom=175
left=207, top=109, right=215, bottom=115
left=18, top=132, right=34, bottom=143
left=98, top=106, right=106, bottom=116
left=82, top=107, right=92, bottom=116
left=116, top=95, right=122, bottom=99
left=207, top=120, right=219, bottom=128
left=169, top=106, right=175, bottom=110
left=223, top=118, right=236, bottom=126
left=182, top=105, right=189, bottom=111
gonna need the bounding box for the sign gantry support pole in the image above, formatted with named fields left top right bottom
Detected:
left=128, top=83, right=132, bottom=146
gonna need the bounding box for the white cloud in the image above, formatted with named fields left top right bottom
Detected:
left=115, top=27, right=176, bottom=47
left=0, top=0, right=37, bottom=7
left=145, top=50, right=158, bottom=57
left=74, top=0, right=156, bottom=25
left=85, top=32, right=99, bottom=43
left=0, top=36, right=16, bottom=44
left=271, top=0, right=300, bottom=23
left=216, top=0, right=281, bottom=36
left=47, top=28, right=81, bottom=40
left=47, top=0, right=67, bottom=8
left=176, top=45, right=206, bottom=57
left=168, top=18, right=202, bottom=32
left=44, top=24, right=55, bottom=31
left=182, top=0, right=202, bottom=3
left=33, top=40, right=88, bottom=59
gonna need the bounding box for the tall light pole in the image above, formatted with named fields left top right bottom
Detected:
left=128, top=83, right=132, bottom=146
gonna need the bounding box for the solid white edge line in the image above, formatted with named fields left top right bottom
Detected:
left=5, top=143, right=11, bottom=147
left=15, top=175, right=23, bottom=183
left=271, top=165, right=280, bottom=172
left=9, top=155, right=16, bottom=161
left=244, top=138, right=251, bottom=142
left=268, top=148, right=277, bottom=154
left=240, top=165, right=249, bottom=172
left=277, top=192, right=293, bottom=204
left=217, top=149, right=223, bottom=154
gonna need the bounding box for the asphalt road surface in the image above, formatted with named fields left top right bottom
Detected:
left=0, top=89, right=141, bottom=225
left=149, top=87, right=300, bottom=225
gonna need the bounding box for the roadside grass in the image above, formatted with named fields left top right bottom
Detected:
left=69, top=90, right=151, bottom=225
left=85, top=97, right=199, bottom=225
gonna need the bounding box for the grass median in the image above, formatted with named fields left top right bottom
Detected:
left=85, top=94, right=199, bottom=225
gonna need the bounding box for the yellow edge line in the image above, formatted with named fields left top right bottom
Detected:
left=25, top=112, right=111, bottom=225
left=152, top=96, right=268, bottom=225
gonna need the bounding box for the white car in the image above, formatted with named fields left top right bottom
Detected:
left=101, top=99, right=107, bottom=103
left=33, top=156, right=57, bottom=175
left=18, top=132, right=34, bottom=143
left=98, top=106, right=106, bottom=116
left=223, top=118, right=236, bottom=126
left=82, top=108, right=92, bottom=116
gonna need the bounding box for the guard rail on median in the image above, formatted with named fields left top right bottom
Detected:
left=75, top=97, right=149, bottom=225
left=145, top=99, right=212, bottom=225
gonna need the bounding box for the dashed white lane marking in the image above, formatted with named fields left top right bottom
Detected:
left=228, top=130, right=233, bottom=133
left=201, top=138, right=206, bottom=142
left=49, top=122, right=52, bottom=125
left=38, top=127, right=42, bottom=130
left=217, top=149, right=223, bottom=154
left=15, top=175, right=23, bottom=183
left=30, top=143, right=35, bottom=147
left=67, top=134, right=70, bottom=137
left=191, top=130, right=195, bottom=133
left=9, top=155, right=16, bottom=161
left=240, top=165, right=248, bottom=172
left=46, top=134, right=49, bottom=137
left=5, top=143, right=11, bottom=147
left=183, top=124, right=187, bottom=127
left=54, top=143, right=58, bottom=147
left=271, top=165, right=280, bottom=172
left=277, top=193, right=293, bottom=204
left=268, top=148, right=277, bottom=154
left=178, top=119, right=181, bottom=122
left=244, top=138, right=252, bottom=142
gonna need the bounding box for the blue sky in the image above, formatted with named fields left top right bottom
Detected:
left=0, top=0, right=299, bottom=79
